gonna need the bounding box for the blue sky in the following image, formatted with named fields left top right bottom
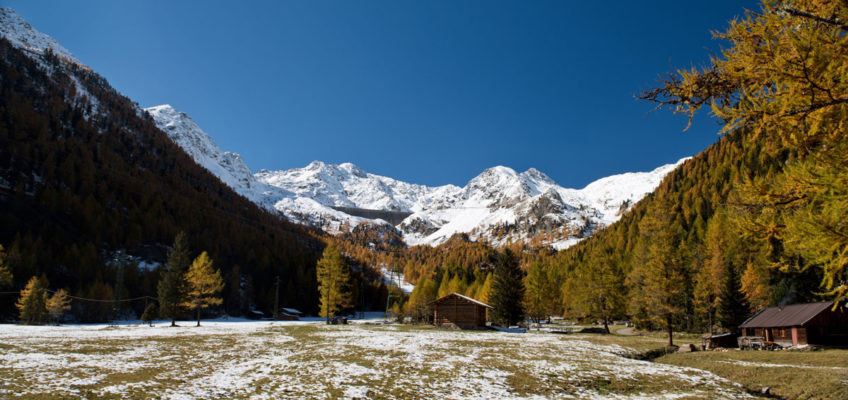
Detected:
left=6, top=1, right=759, bottom=187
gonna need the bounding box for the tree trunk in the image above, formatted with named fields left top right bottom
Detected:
left=171, top=317, right=176, bottom=327
left=196, top=308, right=201, bottom=327
left=666, top=314, right=674, bottom=346
left=708, top=306, right=714, bottom=336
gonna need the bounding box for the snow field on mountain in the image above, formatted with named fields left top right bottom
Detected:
left=0, top=320, right=751, bottom=399
left=0, top=8, right=80, bottom=65
left=142, top=102, right=688, bottom=248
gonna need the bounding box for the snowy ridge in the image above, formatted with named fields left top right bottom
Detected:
left=258, top=158, right=686, bottom=248
left=0, top=8, right=104, bottom=119
left=144, top=104, right=371, bottom=228
left=145, top=105, right=285, bottom=210
left=0, top=8, right=81, bottom=66
left=147, top=104, right=685, bottom=249
left=395, top=159, right=687, bottom=248
left=146, top=106, right=685, bottom=248
left=255, top=161, right=461, bottom=213
left=580, top=161, right=685, bottom=224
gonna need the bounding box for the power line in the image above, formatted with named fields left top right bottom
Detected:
left=0, top=288, right=157, bottom=303
left=45, top=288, right=157, bottom=303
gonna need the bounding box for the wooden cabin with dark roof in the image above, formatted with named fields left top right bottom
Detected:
left=429, top=292, right=492, bottom=329
left=739, top=301, right=848, bottom=347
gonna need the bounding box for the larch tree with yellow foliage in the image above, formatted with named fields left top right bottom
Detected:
left=16, top=277, right=47, bottom=324
left=316, top=244, right=353, bottom=323
left=525, top=261, right=560, bottom=324
left=628, top=198, right=689, bottom=346
left=564, top=246, right=626, bottom=333
left=640, top=0, right=848, bottom=304
left=182, top=251, right=224, bottom=327
left=46, top=289, right=71, bottom=324
left=0, top=244, right=12, bottom=288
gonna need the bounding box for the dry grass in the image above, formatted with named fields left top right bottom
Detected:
left=658, top=349, right=848, bottom=400
left=0, top=321, right=753, bottom=399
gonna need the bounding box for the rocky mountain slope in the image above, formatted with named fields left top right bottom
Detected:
left=145, top=103, right=686, bottom=249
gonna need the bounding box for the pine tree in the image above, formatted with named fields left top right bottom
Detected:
left=437, top=272, right=452, bottom=298
left=475, top=273, right=493, bottom=304
left=741, top=262, right=772, bottom=310
left=45, top=289, right=71, bottom=324
left=631, top=199, right=689, bottom=346
left=158, top=232, right=191, bottom=327
left=0, top=244, right=12, bottom=288
left=489, top=249, right=525, bottom=327
left=693, top=216, right=727, bottom=335
left=716, top=263, right=749, bottom=333
left=446, top=274, right=466, bottom=296
left=404, top=275, right=438, bottom=322
left=141, top=303, right=157, bottom=327
left=567, top=247, right=626, bottom=333
left=524, top=262, right=547, bottom=323
left=524, top=262, right=559, bottom=323
left=16, top=277, right=47, bottom=324
left=773, top=146, right=848, bottom=303
left=316, top=244, right=353, bottom=323
left=182, top=251, right=224, bottom=327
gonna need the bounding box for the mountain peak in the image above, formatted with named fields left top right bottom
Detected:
left=305, top=160, right=327, bottom=170
left=338, top=162, right=367, bottom=178
left=0, top=8, right=81, bottom=66
left=146, top=104, right=175, bottom=113
left=481, top=165, right=518, bottom=177
left=520, top=167, right=555, bottom=184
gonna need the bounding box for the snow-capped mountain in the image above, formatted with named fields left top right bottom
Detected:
left=0, top=8, right=81, bottom=66
left=145, top=105, right=282, bottom=207
left=261, top=158, right=685, bottom=249
left=144, top=105, right=386, bottom=229
left=1, top=6, right=685, bottom=250
left=145, top=104, right=685, bottom=249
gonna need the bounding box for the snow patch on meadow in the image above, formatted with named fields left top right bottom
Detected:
left=0, top=320, right=751, bottom=399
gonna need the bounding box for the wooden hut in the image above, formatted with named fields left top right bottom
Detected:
left=739, top=301, right=848, bottom=347
left=278, top=308, right=303, bottom=321
left=429, top=293, right=492, bottom=329
left=702, top=332, right=738, bottom=350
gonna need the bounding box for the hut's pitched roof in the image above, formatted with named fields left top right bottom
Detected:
left=429, top=292, right=493, bottom=309
left=740, top=301, right=833, bottom=328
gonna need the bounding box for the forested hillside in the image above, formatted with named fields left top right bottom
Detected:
left=550, top=0, right=847, bottom=340
left=0, top=39, right=322, bottom=320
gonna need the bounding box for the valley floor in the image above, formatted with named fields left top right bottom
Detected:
left=0, top=319, right=753, bottom=399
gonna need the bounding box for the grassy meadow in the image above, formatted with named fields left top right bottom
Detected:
left=0, top=320, right=754, bottom=399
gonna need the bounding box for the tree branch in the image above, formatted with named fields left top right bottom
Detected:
left=783, top=97, right=848, bottom=117
left=780, top=7, right=848, bottom=32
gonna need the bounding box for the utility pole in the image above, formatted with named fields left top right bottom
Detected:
left=274, top=275, right=280, bottom=321
left=112, top=251, right=125, bottom=325
left=358, top=277, right=365, bottom=319
left=326, top=266, right=333, bottom=324
left=385, top=265, right=399, bottom=319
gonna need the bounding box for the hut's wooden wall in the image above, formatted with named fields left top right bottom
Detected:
left=806, top=308, right=848, bottom=345
left=433, top=297, right=486, bottom=328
